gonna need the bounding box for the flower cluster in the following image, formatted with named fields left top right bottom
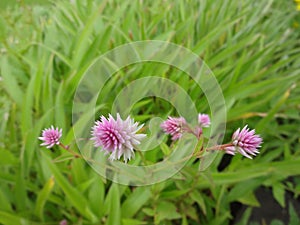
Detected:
left=224, top=125, right=262, bottom=159
left=91, top=114, right=146, bottom=162
left=39, top=114, right=146, bottom=163
left=39, top=112, right=262, bottom=162
left=38, top=126, right=62, bottom=148
left=161, top=113, right=211, bottom=140
left=160, top=114, right=262, bottom=159
left=160, top=116, right=187, bottom=140
left=198, top=113, right=210, bottom=127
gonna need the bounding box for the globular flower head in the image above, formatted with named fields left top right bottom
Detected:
left=38, top=126, right=62, bottom=148
left=225, top=125, right=263, bottom=159
left=198, top=113, right=210, bottom=127
left=161, top=116, right=187, bottom=140
left=91, top=113, right=146, bottom=162
left=59, top=219, right=68, bottom=225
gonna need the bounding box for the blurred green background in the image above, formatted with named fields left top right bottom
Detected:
left=0, top=0, right=49, bottom=9
left=0, top=0, right=300, bottom=225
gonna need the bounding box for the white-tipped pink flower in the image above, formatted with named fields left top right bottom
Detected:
left=225, top=125, right=263, bottom=159
left=38, top=126, right=62, bottom=148
left=198, top=113, right=210, bottom=127
left=91, top=114, right=146, bottom=162
left=161, top=116, right=187, bottom=140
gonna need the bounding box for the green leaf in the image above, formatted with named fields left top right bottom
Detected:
left=43, top=153, right=97, bottom=222
left=189, top=191, right=207, bottom=215
left=34, top=176, right=55, bottom=221
left=121, top=187, right=151, bottom=218
left=71, top=158, right=88, bottom=185
left=0, top=211, right=33, bottom=225
left=156, top=201, right=181, bottom=223
left=55, top=82, right=66, bottom=132
left=270, top=220, right=285, bottom=225
left=237, top=192, right=260, bottom=207
left=72, top=0, right=107, bottom=68
left=182, top=203, right=198, bottom=222
left=210, top=210, right=231, bottom=225
left=0, top=57, right=24, bottom=106
left=160, top=142, right=171, bottom=156
left=15, top=170, right=27, bottom=211
left=21, top=65, right=36, bottom=138
left=0, top=15, right=7, bottom=40
left=142, top=208, right=154, bottom=216
left=122, top=218, right=147, bottom=225
left=0, top=188, right=12, bottom=212
left=181, top=215, right=188, bottom=225
left=161, top=189, right=190, bottom=199
left=272, top=182, right=285, bottom=208
left=105, top=184, right=121, bottom=225
left=256, top=86, right=292, bottom=133
left=0, top=148, right=18, bottom=165
left=235, top=207, right=252, bottom=225
left=289, top=202, right=300, bottom=225
left=88, top=175, right=105, bottom=218
left=227, top=178, right=266, bottom=202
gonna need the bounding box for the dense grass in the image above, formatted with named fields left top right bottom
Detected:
left=0, top=0, right=300, bottom=224
left=0, top=0, right=50, bottom=9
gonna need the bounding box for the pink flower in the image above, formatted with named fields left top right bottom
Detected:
left=161, top=116, right=187, bottom=140
left=91, top=114, right=146, bottom=162
left=225, top=125, right=263, bottom=159
left=59, top=219, right=68, bottom=225
left=194, top=127, right=203, bottom=138
left=38, top=126, right=62, bottom=148
left=198, top=113, right=210, bottom=127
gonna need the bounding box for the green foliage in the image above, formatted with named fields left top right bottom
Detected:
left=0, top=0, right=299, bottom=224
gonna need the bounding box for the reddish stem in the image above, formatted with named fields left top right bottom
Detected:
left=206, top=143, right=233, bottom=151
left=59, top=143, right=81, bottom=158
